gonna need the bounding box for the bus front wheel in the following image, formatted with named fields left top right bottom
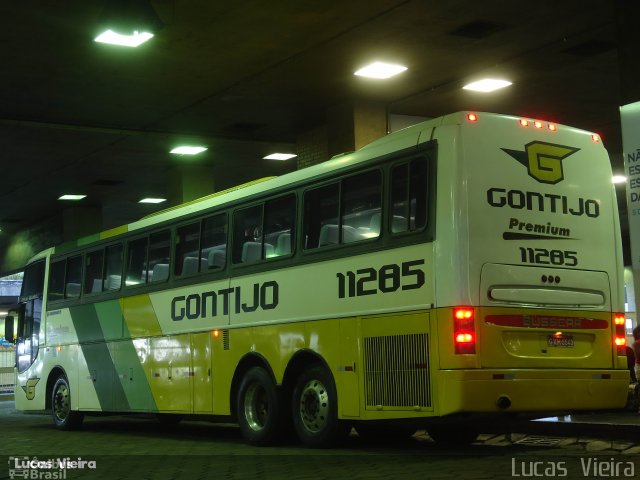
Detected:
left=236, top=366, right=284, bottom=445
left=51, top=376, right=84, bottom=430
left=291, top=365, right=348, bottom=447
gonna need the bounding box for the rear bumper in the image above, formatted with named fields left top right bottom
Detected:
left=436, top=369, right=629, bottom=415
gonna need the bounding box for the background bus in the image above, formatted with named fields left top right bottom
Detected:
left=8, top=112, right=629, bottom=446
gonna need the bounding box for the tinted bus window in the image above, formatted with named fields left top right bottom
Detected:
left=48, top=260, right=65, bottom=302
left=304, top=183, right=339, bottom=249
left=65, top=255, right=83, bottom=299
left=233, top=205, right=263, bottom=263
left=104, top=244, right=123, bottom=291
left=175, top=222, right=200, bottom=277
left=84, top=250, right=104, bottom=294
left=126, top=237, right=148, bottom=286
left=341, top=170, right=381, bottom=243
left=391, top=159, right=428, bottom=233
left=201, top=214, right=227, bottom=270
left=264, top=195, right=295, bottom=258
left=148, top=230, right=171, bottom=283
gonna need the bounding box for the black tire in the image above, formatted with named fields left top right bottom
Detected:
left=51, top=376, right=84, bottom=430
left=236, top=366, right=284, bottom=446
left=291, top=364, right=349, bottom=447
left=428, top=427, right=478, bottom=445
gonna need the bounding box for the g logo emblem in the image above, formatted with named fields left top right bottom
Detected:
left=502, top=141, right=580, bottom=184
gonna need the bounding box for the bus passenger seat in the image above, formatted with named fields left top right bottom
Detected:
left=276, top=233, right=291, bottom=256
left=66, top=283, right=81, bottom=297
left=106, top=275, right=121, bottom=290
left=182, top=256, right=206, bottom=275
left=207, top=248, right=226, bottom=268
left=151, top=263, right=169, bottom=282
left=242, top=242, right=262, bottom=262
left=91, top=278, right=102, bottom=293
left=318, top=224, right=338, bottom=246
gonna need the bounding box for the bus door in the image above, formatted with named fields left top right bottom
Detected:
left=16, top=260, right=45, bottom=375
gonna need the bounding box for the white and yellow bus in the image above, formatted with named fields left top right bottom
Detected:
left=8, top=112, right=629, bottom=446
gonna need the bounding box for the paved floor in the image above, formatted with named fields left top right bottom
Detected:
left=0, top=397, right=638, bottom=480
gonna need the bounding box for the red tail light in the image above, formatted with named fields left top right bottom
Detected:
left=454, top=307, right=476, bottom=354
left=614, top=313, right=626, bottom=355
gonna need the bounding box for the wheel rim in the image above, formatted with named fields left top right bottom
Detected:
left=298, top=379, right=329, bottom=433
left=53, top=382, right=70, bottom=423
left=243, top=382, right=269, bottom=432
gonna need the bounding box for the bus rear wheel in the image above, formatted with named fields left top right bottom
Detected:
left=291, top=365, right=348, bottom=447
left=237, top=367, right=284, bottom=446
left=51, top=376, right=84, bottom=430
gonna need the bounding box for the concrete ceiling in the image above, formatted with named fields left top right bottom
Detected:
left=0, top=0, right=631, bottom=267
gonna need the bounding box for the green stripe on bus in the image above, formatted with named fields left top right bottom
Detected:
left=69, top=304, right=130, bottom=411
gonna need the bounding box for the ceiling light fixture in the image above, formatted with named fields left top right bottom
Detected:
left=463, top=78, right=513, bottom=92
left=263, top=153, right=297, bottom=161
left=612, top=175, right=627, bottom=184
left=139, top=197, right=166, bottom=204
left=58, top=194, right=87, bottom=201
left=354, top=62, right=408, bottom=79
left=170, top=146, right=208, bottom=155
left=95, top=0, right=163, bottom=47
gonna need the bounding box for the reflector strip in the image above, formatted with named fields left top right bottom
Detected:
left=485, top=315, right=608, bottom=329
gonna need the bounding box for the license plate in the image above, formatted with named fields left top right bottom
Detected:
left=547, top=335, right=574, bottom=347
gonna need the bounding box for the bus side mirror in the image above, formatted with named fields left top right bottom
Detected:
left=4, top=315, right=14, bottom=343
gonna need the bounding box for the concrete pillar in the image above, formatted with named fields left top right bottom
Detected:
left=297, top=102, right=387, bottom=170
left=167, top=165, right=215, bottom=206
left=616, top=0, right=640, bottom=106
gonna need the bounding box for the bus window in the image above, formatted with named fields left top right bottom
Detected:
left=65, top=255, right=83, bottom=299
left=201, top=213, right=227, bottom=270
left=341, top=170, right=382, bottom=243
left=48, top=260, right=65, bottom=302
left=264, top=195, right=295, bottom=258
left=233, top=205, right=264, bottom=263
left=148, top=230, right=171, bottom=283
left=104, top=244, right=123, bottom=291
left=304, top=183, right=339, bottom=249
left=126, top=237, right=148, bottom=286
left=391, top=159, right=428, bottom=233
left=84, top=250, right=104, bottom=294
left=175, top=222, right=201, bottom=277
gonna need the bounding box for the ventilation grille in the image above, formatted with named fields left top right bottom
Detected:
left=363, top=333, right=431, bottom=408
left=222, top=330, right=230, bottom=350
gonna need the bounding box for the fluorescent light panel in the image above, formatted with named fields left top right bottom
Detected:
left=354, top=62, right=407, bottom=79
left=612, top=175, right=627, bottom=184
left=58, top=194, right=86, bottom=201
left=463, top=78, right=512, bottom=92
left=170, top=146, right=208, bottom=155
left=139, top=197, right=166, bottom=204
left=263, top=153, right=297, bottom=161
left=94, top=30, right=154, bottom=47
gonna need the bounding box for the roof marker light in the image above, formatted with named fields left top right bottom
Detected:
left=534, top=121, right=543, bottom=129
left=592, top=134, right=600, bottom=143
left=519, top=119, right=529, bottom=127
left=548, top=123, right=557, bottom=131
left=467, top=113, right=478, bottom=122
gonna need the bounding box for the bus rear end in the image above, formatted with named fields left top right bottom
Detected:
left=433, top=112, right=628, bottom=417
